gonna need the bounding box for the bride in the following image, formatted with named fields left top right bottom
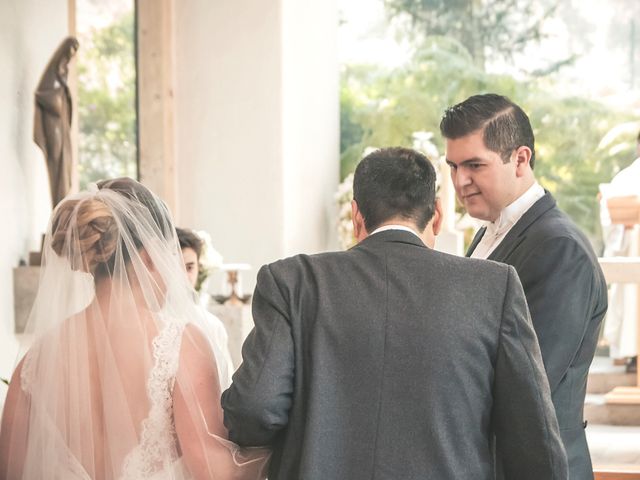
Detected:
left=0, top=178, right=268, bottom=479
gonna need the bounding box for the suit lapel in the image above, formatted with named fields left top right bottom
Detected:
left=465, top=226, right=487, bottom=257
left=488, top=191, right=556, bottom=262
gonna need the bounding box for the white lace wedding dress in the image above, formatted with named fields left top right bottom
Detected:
left=20, top=318, right=191, bottom=480
left=119, top=320, right=189, bottom=479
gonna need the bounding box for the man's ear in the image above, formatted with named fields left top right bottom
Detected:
left=351, top=200, right=368, bottom=243
left=431, top=197, right=443, bottom=237
left=419, top=198, right=443, bottom=249
left=514, top=146, right=532, bottom=177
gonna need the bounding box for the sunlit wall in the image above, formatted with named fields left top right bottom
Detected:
left=0, top=0, right=70, bottom=398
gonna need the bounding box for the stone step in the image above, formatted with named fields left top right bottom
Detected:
left=594, top=466, right=640, bottom=479
left=587, top=424, right=640, bottom=469
left=588, top=362, right=636, bottom=394
left=585, top=394, right=640, bottom=426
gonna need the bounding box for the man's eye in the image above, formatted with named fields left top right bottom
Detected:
left=468, top=163, right=482, bottom=169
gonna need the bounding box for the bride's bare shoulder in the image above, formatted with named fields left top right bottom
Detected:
left=179, top=322, right=219, bottom=372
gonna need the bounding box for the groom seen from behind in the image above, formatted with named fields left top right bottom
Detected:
left=222, top=147, right=568, bottom=480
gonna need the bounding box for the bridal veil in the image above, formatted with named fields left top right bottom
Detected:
left=0, top=178, right=268, bottom=479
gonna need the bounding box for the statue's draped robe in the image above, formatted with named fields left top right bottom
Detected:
left=34, top=82, right=72, bottom=207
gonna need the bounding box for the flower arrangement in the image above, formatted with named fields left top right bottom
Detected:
left=194, top=230, right=224, bottom=293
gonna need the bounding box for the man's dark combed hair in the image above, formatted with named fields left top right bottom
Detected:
left=353, top=147, right=436, bottom=232
left=176, top=228, right=203, bottom=259
left=440, top=93, right=536, bottom=168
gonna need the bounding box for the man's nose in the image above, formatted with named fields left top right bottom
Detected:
left=451, top=167, right=471, bottom=189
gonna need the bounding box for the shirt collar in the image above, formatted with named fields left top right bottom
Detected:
left=370, top=224, right=422, bottom=240
left=487, top=182, right=545, bottom=236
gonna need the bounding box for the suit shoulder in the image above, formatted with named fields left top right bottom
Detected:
left=436, top=248, right=508, bottom=268
left=267, top=250, right=346, bottom=268
left=263, top=250, right=349, bottom=279
left=431, top=249, right=514, bottom=281
left=525, top=205, right=596, bottom=255
left=529, top=205, right=583, bottom=238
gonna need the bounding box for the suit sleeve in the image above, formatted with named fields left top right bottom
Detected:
left=221, top=264, right=294, bottom=446
left=493, top=266, right=568, bottom=480
left=516, top=236, right=596, bottom=393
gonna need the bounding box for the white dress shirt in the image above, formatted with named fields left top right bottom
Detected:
left=471, top=182, right=545, bottom=259
left=370, top=224, right=422, bottom=241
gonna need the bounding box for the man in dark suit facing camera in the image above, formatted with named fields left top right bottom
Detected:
left=222, top=146, right=567, bottom=480
left=441, top=93, right=608, bottom=479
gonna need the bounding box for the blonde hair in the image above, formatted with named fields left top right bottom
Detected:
left=51, top=198, right=118, bottom=275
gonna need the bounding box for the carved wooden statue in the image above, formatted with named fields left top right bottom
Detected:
left=33, top=36, right=79, bottom=207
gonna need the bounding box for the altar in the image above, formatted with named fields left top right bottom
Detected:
left=598, top=195, right=640, bottom=404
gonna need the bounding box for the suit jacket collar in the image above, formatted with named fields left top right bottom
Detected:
left=466, top=226, right=487, bottom=257
left=486, top=191, right=556, bottom=261
left=356, top=228, right=427, bottom=249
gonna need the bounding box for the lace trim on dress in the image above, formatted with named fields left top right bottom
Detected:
left=120, top=318, right=185, bottom=479
left=19, top=349, right=37, bottom=395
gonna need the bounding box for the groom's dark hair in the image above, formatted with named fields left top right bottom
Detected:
left=440, top=93, right=536, bottom=168
left=353, top=147, right=436, bottom=232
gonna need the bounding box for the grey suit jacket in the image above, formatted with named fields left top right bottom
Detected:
left=223, top=230, right=568, bottom=480
left=467, top=192, right=608, bottom=480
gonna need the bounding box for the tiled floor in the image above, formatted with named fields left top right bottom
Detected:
left=588, top=356, right=640, bottom=468
left=588, top=424, right=640, bottom=466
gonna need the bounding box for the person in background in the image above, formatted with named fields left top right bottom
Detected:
left=177, top=227, right=202, bottom=289
left=177, top=227, right=235, bottom=387
left=599, top=130, right=640, bottom=373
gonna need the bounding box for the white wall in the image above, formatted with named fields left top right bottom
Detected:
left=174, top=0, right=339, bottom=292
left=1, top=0, right=339, bottom=389
left=0, top=0, right=69, bottom=388
left=281, top=0, right=339, bottom=255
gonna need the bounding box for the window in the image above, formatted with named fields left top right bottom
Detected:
left=76, top=0, right=137, bottom=188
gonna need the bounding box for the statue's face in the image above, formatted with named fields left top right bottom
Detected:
left=57, top=62, right=69, bottom=78
left=56, top=42, right=78, bottom=79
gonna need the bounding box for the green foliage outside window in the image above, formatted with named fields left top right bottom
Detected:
left=77, top=11, right=137, bottom=189
left=340, top=37, right=638, bottom=250
left=383, top=0, right=559, bottom=69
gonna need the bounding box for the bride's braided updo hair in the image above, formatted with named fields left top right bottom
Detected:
left=51, top=197, right=118, bottom=275
left=50, top=177, right=173, bottom=278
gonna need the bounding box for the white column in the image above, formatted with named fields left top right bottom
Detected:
left=0, top=0, right=70, bottom=394
left=137, top=0, right=178, bottom=215
left=174, top=0, right=339, bottom=291
left=281, top=0, right=339, bottom=255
